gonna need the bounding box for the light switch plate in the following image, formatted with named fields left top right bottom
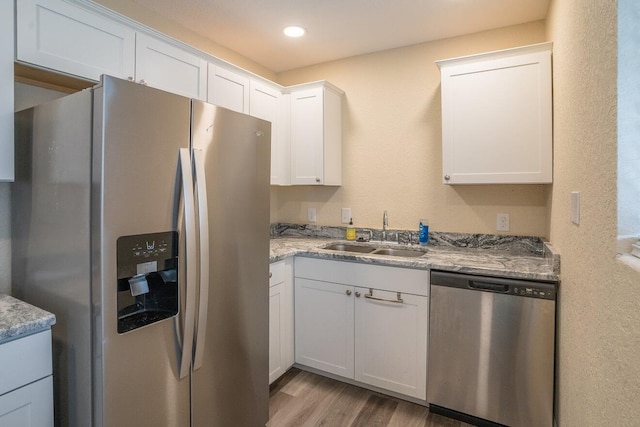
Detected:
left=571, top=192, right=580, bottom=225
left=308, top=207, right=317, bottom=223
left=341, top=208, right=351, bottom=224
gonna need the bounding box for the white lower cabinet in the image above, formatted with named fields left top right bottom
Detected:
left=294, top=257, right=429, bottom=400
left=0, top=330, right=54, bottom=426
left=269, top=259, right=294, bottom=384
left=295, top=278, right=355, bottom=378
left=354, top=288, right=427, bottom=399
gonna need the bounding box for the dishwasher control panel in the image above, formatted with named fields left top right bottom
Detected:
left=431, top=270, right=557, bottom=301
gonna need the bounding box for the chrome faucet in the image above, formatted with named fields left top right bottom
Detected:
left=382, top=210, right=388, bottom=241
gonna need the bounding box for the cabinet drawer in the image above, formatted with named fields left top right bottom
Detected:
left=294, top=257, right=429, bottom=296
left=0, top=330, right=53, bottom=395
left=269, top=260, right=286, bottom=287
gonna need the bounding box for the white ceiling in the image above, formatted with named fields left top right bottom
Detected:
left=129, top=0, right=551, bottom=73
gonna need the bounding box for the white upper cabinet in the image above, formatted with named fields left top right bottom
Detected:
left=208, top=64, right=250, bottom=113
left=289, top=82, right=343, bottom=186
left=16, top=0, right=135, bottom=82
left=250, top=80, right=289, bottom=185
left=437, top=43, right=553, bottom=184
left=136, top=33, right=207, bottom=100
left=16, top=0, right=206, bottom=100
left=13, top=0, right=344, bottom=186
left=1, top=0, right=14, bottom=181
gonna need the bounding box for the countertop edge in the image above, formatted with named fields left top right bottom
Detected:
left=270, top=238, right=560, bottom=282
left=0, top=294, right=57, bottom=343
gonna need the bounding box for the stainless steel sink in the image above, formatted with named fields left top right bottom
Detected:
left=371, top=248, right=427, bottom=257
left=323, top=243, right=376, bottom=253
left=323, top=243, right=427, bottom=258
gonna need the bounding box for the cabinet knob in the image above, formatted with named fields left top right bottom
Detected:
left=444, top=175, right=451, bottom=181
left=139, top=79, right=148, bottom=86
left=355, top=292, right=361, bottom=298
left=315, top=177, right=321, bottom=183
left=346, top=290, right=352, bottom=296
left=269, top=272, right=272, bottom=278
left=127, top=76, right=135, bottom=82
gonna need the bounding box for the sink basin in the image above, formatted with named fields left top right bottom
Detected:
left=371, top=248, right=427, bottom=257
left=323, top=243, right=376, bottom=253
left=323, top=243, right=427, bottom=258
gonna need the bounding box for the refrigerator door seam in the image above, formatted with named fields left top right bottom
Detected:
left=192, top=148, right=210, bottom=371
left=178, top=148, right=197, bottom=379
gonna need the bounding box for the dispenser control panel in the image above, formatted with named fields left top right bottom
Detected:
left=117, top=232, right=177, bottom=279
left=116, top=231, right=179, bottom=334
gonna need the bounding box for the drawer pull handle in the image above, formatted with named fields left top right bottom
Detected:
left=364, top=288, right=403, bottom=304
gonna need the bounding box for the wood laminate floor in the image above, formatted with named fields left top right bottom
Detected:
left=268, top=368, right=474, bottom=427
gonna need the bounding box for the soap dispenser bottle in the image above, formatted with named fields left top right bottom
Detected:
left=346, top=218, right=356, bottom=241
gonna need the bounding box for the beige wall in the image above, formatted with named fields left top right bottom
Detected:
left=274, top=22, right=551, bottom=236
left=546, top=0, right=640, bottom=425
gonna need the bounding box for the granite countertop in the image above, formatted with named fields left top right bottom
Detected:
left=0, top=294, right=56, bottom=343
left=270, top=237, right=560, bottom=282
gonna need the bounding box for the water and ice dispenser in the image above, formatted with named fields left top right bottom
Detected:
left=116, top=232, right=179, bottom=333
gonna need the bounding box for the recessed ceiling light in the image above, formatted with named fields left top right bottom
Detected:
left=283, top=26, right=306, bottom=38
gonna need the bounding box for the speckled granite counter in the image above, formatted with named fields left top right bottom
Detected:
left=270, top=237, right=560, bottom=282
left=0, top=294, right=56, bottom=343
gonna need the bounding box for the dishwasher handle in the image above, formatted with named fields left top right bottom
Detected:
left=469, top=281, right=509, bottom=293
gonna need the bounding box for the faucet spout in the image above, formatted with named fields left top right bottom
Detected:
left=382, top=210, right=388, bottom=241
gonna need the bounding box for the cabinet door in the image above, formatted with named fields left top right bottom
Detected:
left=16, top=0, right=135, bottom=82
left=250, top=81, right=289, bottom=185
left=0, top=376, right=53, bottom=426
left=208, top=65, right=249, bottom=113
left=1, top=0, right=14, bottom=181
left=269, top=282, right=284, bottom=383
left=135, top=33, right=207, bottom=100
left=354, top=288, right=428, bottom=399
left=439, top=44, right=552, bottom=184
left=269, top=282, right=289, bottom=384
left=295, top=278, right=354, bottom=378
left=290, top=88, right=324, bottom=185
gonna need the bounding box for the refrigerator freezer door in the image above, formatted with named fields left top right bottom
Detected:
left=93, top=76, right=192, bottom=426
left=190, top=101, right=271, bottom=426
left=13, top=90, right=94, bottom=427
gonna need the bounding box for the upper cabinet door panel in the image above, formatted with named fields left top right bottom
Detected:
left=207, top=65, right=250, bottom=113
left=290, top=87, right=325, bottom=185
left=250, top=81, right=288, bottom=185
left=135, top=33, right=207, bottom=100
left=16, top=0, right=135, bottom=81
left=438, top=43, right=553, bottom=184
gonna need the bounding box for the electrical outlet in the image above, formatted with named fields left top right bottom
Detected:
left=497, top=213, right=510, bottom=232
left=308, top=207, right=317, bottom=223
left=341, top=208, right=351, bottom=224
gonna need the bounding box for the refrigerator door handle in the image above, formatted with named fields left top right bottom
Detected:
left=192, top=148, right=210, bottom=371
left=178, top=148, right=197, bottom=379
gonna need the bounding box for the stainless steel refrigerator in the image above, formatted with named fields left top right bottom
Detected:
left=12, top=75, right=271, bottom=427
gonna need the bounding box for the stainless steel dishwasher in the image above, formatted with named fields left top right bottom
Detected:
left=428, top=271, right=556, bottom=427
